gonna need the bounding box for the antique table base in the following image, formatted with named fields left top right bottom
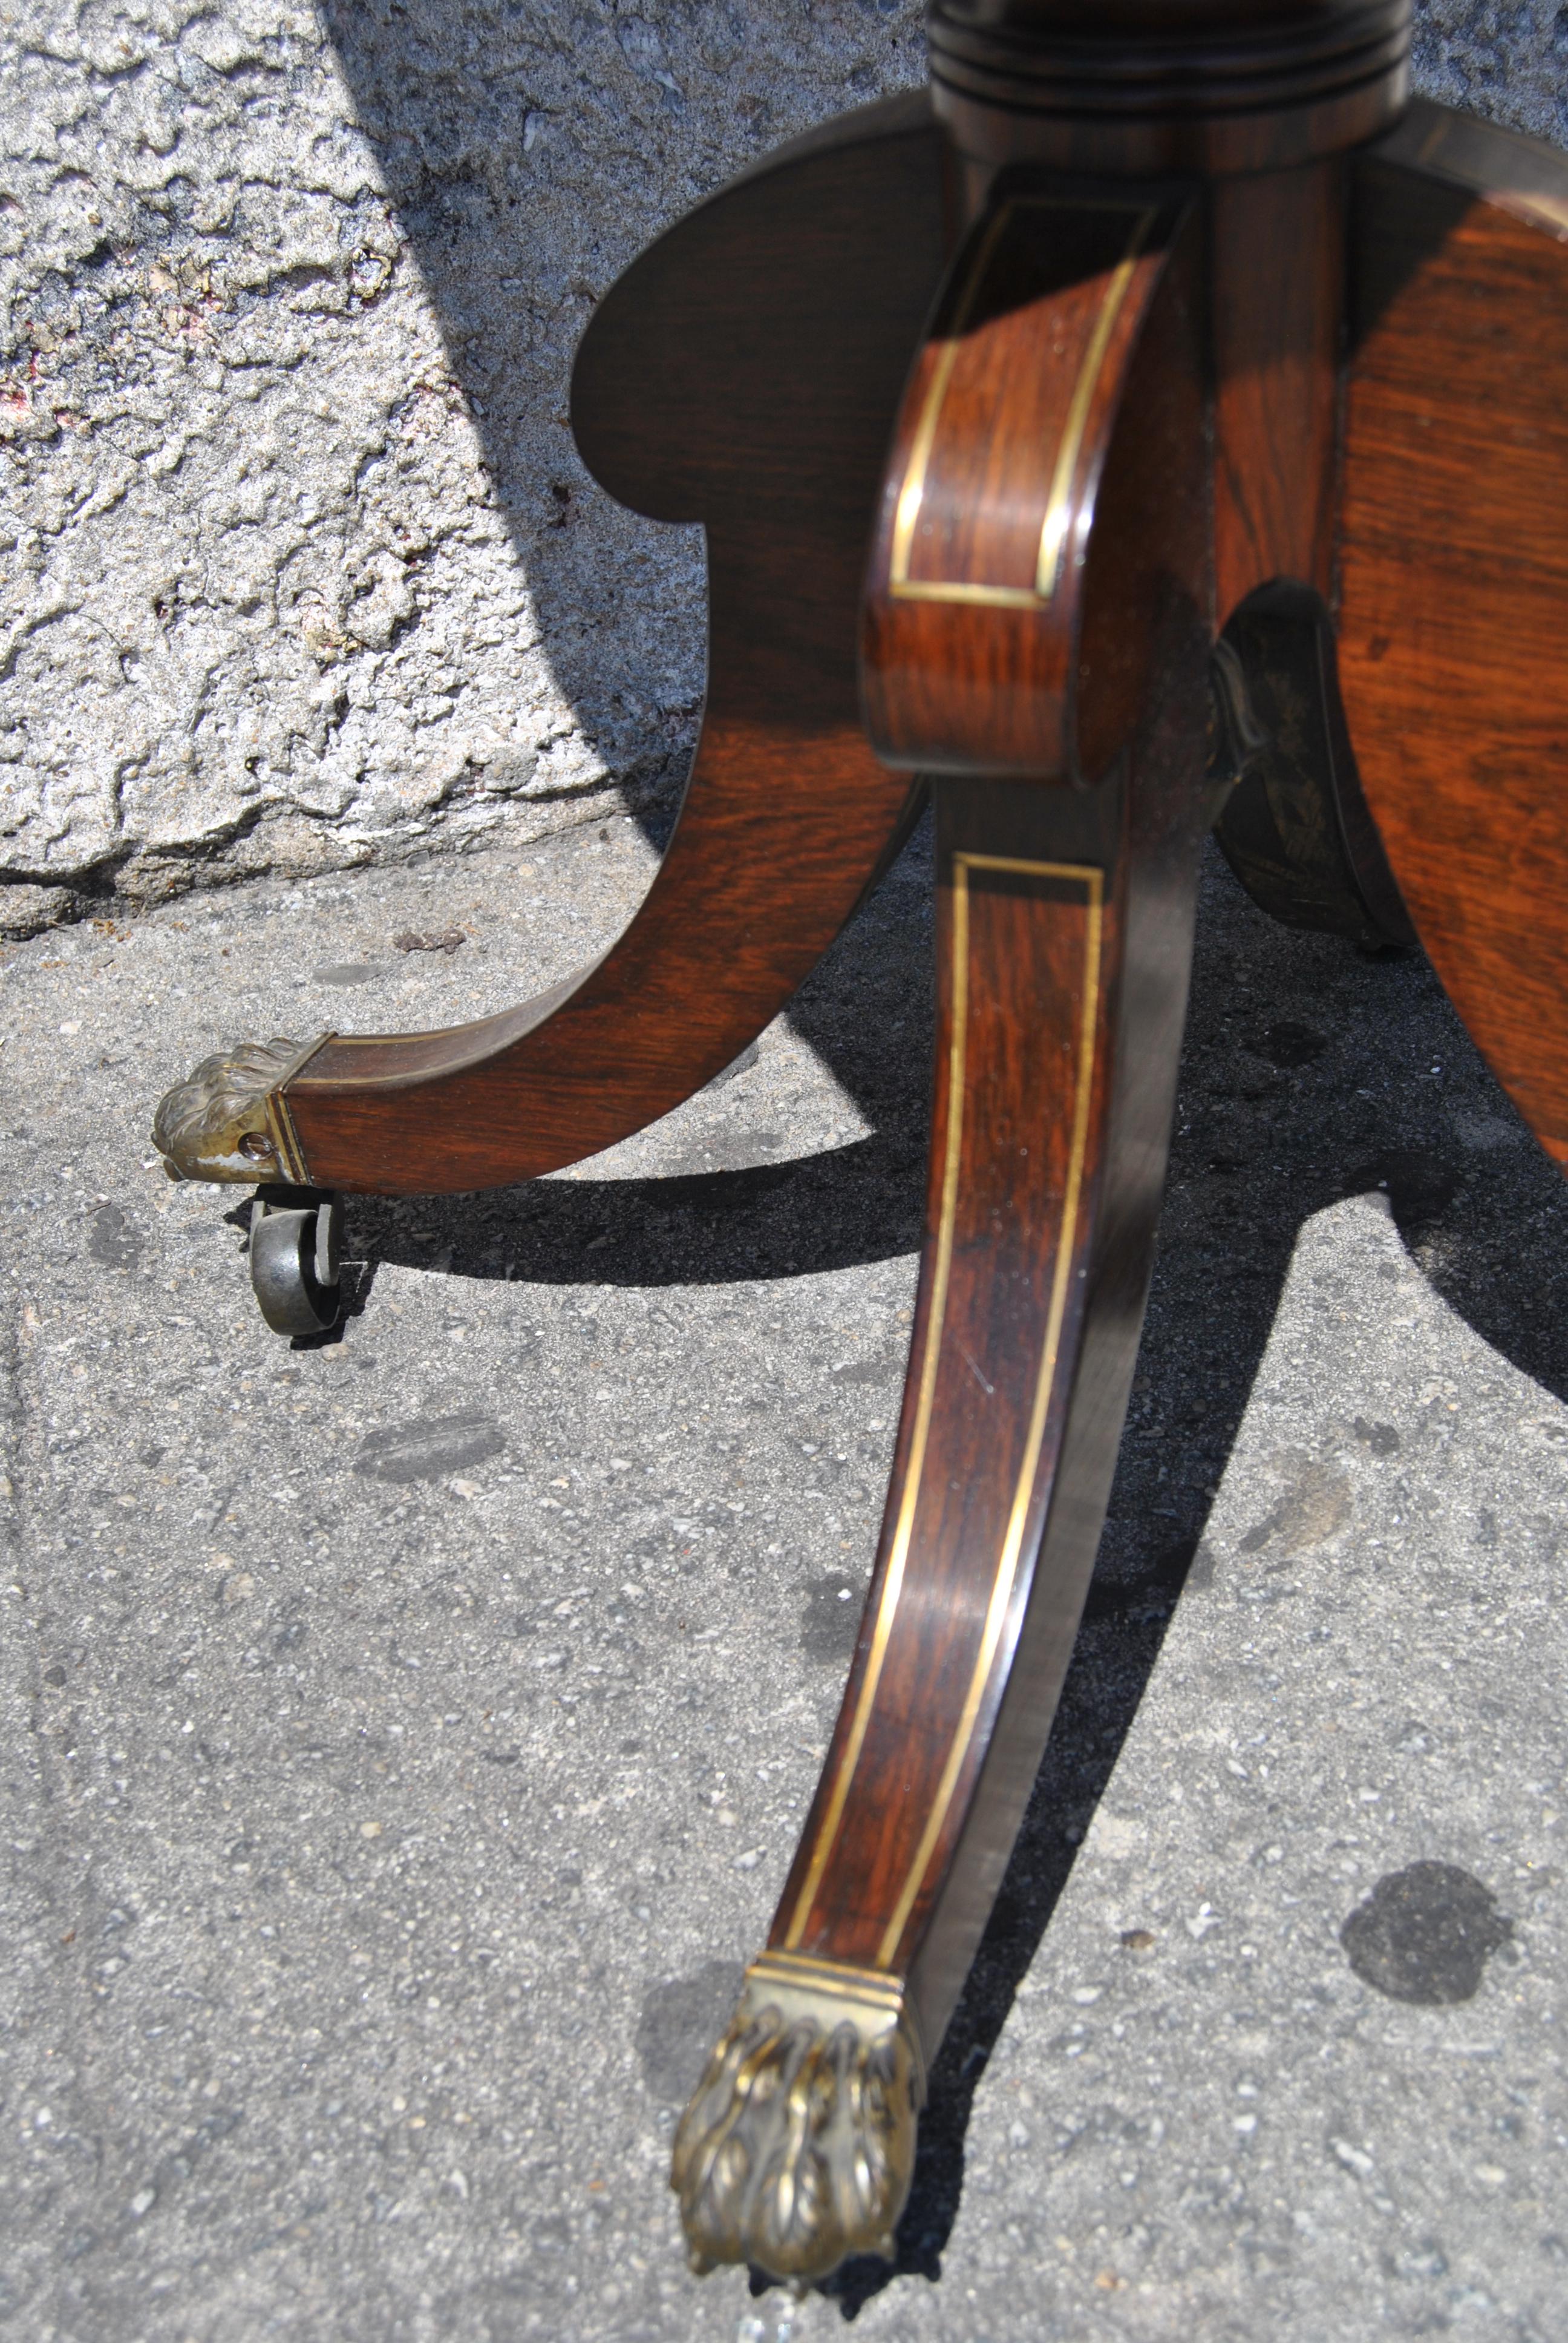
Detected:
left=152, top=0, right=1568, bottom=2289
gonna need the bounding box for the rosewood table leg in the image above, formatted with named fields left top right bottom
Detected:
left=673, top=755, right=1214, bottom=2279
left=140, top=0, right=1568, bottom=2296
left=673, top=176, right=1216, bottom=2282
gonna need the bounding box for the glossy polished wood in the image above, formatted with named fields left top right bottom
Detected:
left=776, top=206, right=1210, bottom=2056
left=656, top=76, right=1567, bottom=2276
left=1207, top=148, right=1397, bottom=941
left=274, top=97, right=946, bottom=1194
left=1339, top=100, right=1568, bottom=1162
left=1211, top=157, right=1343, bottom=615
left=146, top=16, right=1568, bottom=2286
left=862, top=194, right=1189, bottom=782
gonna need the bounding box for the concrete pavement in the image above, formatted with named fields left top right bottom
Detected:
left=1, top=811, right=1564, bottom=2341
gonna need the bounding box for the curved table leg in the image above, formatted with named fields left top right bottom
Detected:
left=672, top=181, right=1215, bottom=2284
left=672, top=757, right=1212, bottom=2279
left=153, top=96, right=947, bottom=1195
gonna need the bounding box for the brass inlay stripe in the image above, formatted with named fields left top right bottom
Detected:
left=887, top=580, right=1044, bottom=610
left=876, top=856, right=1102, bottom=1968
left=888, top=204, right=1155, bottom=612
left=781, top=852, right=974, bottom=1952
left=887, top=206, right=1012, bottom=591
left=291, top=1027, right=497, bottom=1057
left=784, top=853, right=1103, bottom=1963
left=1033, top=235, right=1150, bottom=600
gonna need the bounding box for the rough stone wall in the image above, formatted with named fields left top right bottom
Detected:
left=0, top=0, right=929, bottom=934
left=0, top=1, right=1560, bottom=936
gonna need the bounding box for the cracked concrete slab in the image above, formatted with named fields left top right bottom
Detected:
left=1, top=812, right=1564, bottom=2341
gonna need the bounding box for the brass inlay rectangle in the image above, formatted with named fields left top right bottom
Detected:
left=888, top=202, right=1155, bottom=613
left=887, top=208, right=1010, bottom=593
left=783, top=854, right=1103, bottom=1961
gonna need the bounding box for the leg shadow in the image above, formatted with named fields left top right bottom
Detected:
left=314, top=2, right=931, bottom=1143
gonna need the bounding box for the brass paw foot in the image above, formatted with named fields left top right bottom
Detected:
left=671, top=1953, right=923, bottom=2286
left=151, top=1035, right=324, bottom=1184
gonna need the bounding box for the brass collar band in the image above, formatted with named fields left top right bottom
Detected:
left=744, top=1950, right=928, bottom=2103
left=263, top=1032, right=333, bottom=1187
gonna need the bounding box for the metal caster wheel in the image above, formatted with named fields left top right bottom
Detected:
left=249, top=1186, right=344, bottom=1336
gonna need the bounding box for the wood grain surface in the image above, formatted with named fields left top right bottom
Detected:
left=778, top=203, right=1212, bottom=2052
left=1211, top=159, right=1343, bottom=618
left=862, top=194, right=1184, bottom=782
left=1206, top=148, right=1414, bottom=949
left=275, top=96, right=947, bottom=1194
left=1339, top=102, right=1568, bottom=1164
